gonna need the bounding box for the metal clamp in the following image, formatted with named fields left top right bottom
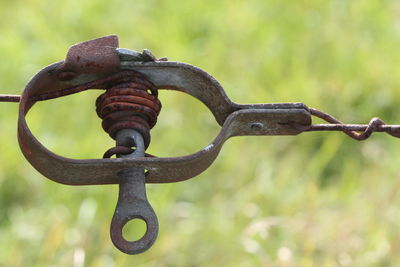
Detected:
left=13, top=35, right=310, bottom=254
left=1, top=35, right=399, bottom=254
left=16, top=36, right=311, bottom=187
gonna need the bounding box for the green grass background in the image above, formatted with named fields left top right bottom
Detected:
left=1, top=0, right=400, bottom=266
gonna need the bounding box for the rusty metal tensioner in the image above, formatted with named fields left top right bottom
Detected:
left=1, top=35, right=400, bottom=254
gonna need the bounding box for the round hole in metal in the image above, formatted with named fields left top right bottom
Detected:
left=122, top=218, right=147, bottom=242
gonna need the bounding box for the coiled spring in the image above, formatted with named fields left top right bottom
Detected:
left=95, top=72, right=161, bottom=152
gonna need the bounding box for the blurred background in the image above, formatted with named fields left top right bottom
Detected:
left=1, top=0, right=400, bottom=266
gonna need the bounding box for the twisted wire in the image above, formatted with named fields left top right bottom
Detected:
left=307, top=108, right=400, bottom=140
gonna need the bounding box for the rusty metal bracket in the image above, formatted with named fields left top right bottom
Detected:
left=1, top=35, right=399, bottom=254
left=16, top=36, right=311, bottom=186
left=7, top=35, right=311, bottom=254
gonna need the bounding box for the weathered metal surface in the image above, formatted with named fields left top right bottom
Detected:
left=17, top=36, right=312, bottom=185
left=120, top=61, right=310, bottom=126
left=110, top=129, right=158, bottom=254
left=60, top=35, right=120, bottom=75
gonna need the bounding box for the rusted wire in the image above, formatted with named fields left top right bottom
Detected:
left=0, top=94, right=20, bottom=102
left=306, top=107, right=400, bottom=140
left=103, top=146, right=155, bottom=158
left=103, top=146, right=134, bottom=158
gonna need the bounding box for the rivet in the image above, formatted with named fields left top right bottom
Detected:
left=250, top=122, right=265, bottom=130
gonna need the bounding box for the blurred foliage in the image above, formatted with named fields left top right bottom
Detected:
left=1, top=0, right=400, bottom=266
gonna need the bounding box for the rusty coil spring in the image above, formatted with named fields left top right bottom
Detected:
left=95, top=73, right=161, bottom=153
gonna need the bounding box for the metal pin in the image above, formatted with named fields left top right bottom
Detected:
left=109, top=129, right=158, bottom=254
